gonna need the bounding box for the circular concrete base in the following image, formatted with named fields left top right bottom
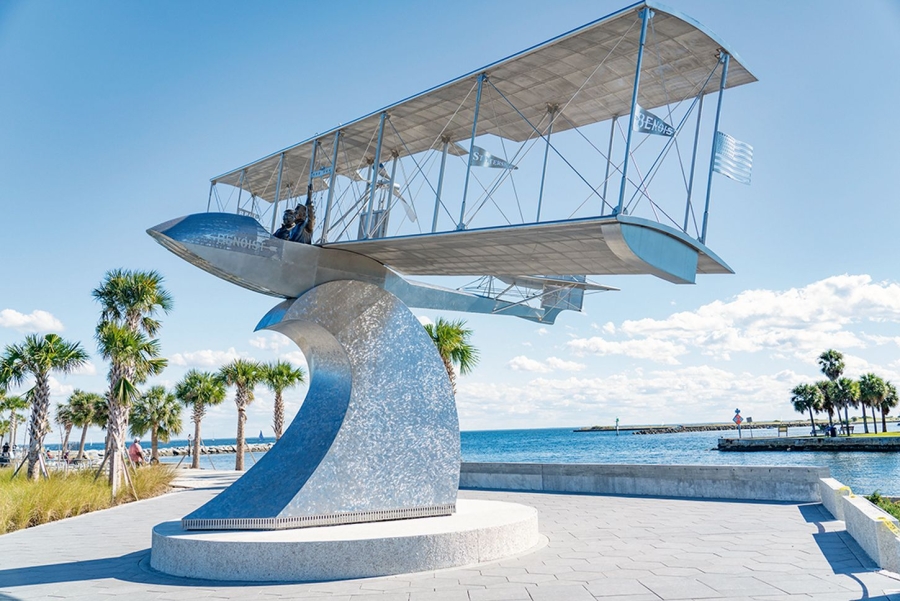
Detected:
left=150, top=499, right=539, bottom=582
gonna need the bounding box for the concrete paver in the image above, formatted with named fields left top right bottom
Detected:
left=1, top=471, right=900, bottom=600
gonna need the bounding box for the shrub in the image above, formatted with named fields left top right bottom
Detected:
left=0, top=464, right=176, bottom=534
left=866, top=491, right=900, bottom=522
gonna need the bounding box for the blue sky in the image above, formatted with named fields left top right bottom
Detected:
left=2, top=1, right=900, bottom=444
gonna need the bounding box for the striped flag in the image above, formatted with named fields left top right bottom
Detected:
left=713, top=131, right=753, bottom=185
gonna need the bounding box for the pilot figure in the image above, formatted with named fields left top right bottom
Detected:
left=288, top=193, right=315, bottom=244
left=273, top=208, right=295, bottom=240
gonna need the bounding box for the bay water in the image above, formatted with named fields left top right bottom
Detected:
left=61, top=426, right=900, bottom=495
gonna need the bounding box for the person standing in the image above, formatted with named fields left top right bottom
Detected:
left=128, top=438, right=144, bottom=466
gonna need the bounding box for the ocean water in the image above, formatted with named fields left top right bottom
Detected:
left=461, top=426, right=900, bottom=495
left=52, top=426, right=900, bottom=495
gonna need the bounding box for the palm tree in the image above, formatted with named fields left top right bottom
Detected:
left=791, top=383, right=823, bottom=437
left=55, top=401, right=75, bottom=456
left=95, top=321, right=167, bottom=493
left=424, top=317, right=479, bottom=394
left=93, top=269, right=172, bottom=495
left=130, top=386, right=183, bottom=463
left=818, top=350, right=844, bottom=429
left=0, top=391, right=28, bottom=452
left=218, top=359, right=263, bottom=471
left=859, top=373, right=886, bottom=435
left=69, top=390, right=106, bottom=461
left=92, top=268, right=173, bottom=336
left=0, top=334, right=88, bottom=479
left=175, top=370, right=226, bottom=469
left=836, top=377, right=859, bottom=436
left=818, top=349, right=845, bottom=382
left=261, top=360, right=305, bottom=441
left=815, top=380, right=837, bottom=429
left=880, top=382, right=898, bottom=433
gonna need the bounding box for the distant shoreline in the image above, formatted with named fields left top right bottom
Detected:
left=575, top=419, right=900, bottom=435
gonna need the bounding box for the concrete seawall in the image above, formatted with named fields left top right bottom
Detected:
left=460, top=462, right=828, bottom=502
left=719, top=436, right=900, bottom=452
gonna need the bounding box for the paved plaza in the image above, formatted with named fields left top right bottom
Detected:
left=2, top=472, right=900, bottom=600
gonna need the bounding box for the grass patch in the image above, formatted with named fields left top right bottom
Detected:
left=851, top=432, right=900, bottom=438
left=0, top=465, right=177, bottom=534
left=866, top=491, right=900, bottom=521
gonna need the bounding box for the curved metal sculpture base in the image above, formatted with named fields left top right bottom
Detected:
left=154, top=500, right=540, bottom=581
left=183, top=280, right=460, bottom=530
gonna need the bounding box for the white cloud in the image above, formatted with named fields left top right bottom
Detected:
left=569, top=275, right=900, bottom=363
left=508, top=356, right=550, bottom=373
left=546, top=357, right=586, bottom=372
left=49, top=376, right=74, bottom=398
left=248, top=334, right=291, bottom=351
left=171, top=347, right=244, bottom=368
left=508, top=355, right=587, bottom=373
left=567, top=337, right=687, bottom=365
left=0, top=309, right=63, bottom=333
left=457, top=365, right=807, bottom=429
left=537, top=328, right=549, bottom=336
left=628, top=275, right=899, bottom=352
left=72, top=361, right=97, bottom=376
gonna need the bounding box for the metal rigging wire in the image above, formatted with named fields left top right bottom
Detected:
left=622, top=61, right=719, bottom=217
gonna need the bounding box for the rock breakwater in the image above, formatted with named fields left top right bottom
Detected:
left=156, top=443, right=274, bottom=457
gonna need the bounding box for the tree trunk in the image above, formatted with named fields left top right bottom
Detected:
left=872, top=406, right=879, bottom=433
left=106, top=390, right=128, bottom=496
left=808, top=407, right=817, bottom=437
left=26, top=372, right=51, bottom=480
left=191, top=407, right=203, bottom=470
left=10, top=413, right=17, bottom=455
left=883, top=409, right=888, bottom=433
left=106, top=360, right=137, bottom=496
left=77, top=424, right=89, bottom=460
left=844, top=406, right=851, bottom=436
left=442, top=356, right=457, bottom=395
left=235, top=405, right=246, bottom=471
left=826, top=410, right=833, bottom=428
left=273, top=390, right=284, bottom=441
left=151, top=426, right=159, bottom=462
left=61, top=424, right=72, bottom=458
left=862, top=405, right=869, bottom=433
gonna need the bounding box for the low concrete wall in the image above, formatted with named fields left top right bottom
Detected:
left=818, top=477, right=851, bottom=521
left=460, top=463, right=828, bottom=503
left=841, top=493, right=900, bottom=573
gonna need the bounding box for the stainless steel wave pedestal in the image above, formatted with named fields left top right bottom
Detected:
left=182, top=280, right=460, bottom=530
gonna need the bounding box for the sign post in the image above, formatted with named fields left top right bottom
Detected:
left=733, top=408, right=743, bottom=439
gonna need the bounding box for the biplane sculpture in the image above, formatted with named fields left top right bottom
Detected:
left=149, top=1, right=755, bottom=530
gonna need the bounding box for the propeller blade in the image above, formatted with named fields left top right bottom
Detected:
left=391, top=184, right=417, bottom=222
